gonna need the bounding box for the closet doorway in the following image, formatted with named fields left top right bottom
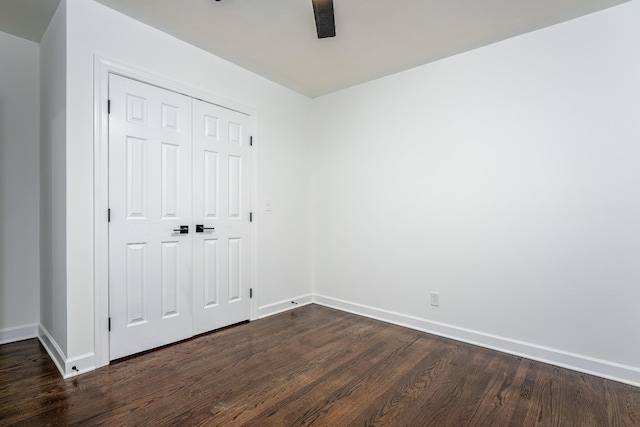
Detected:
left=108, top=74, right=252, bottom=359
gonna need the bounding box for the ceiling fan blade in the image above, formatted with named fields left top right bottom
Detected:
left=312, top=0, right=336, bottom=39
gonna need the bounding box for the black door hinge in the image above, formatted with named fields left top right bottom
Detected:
left=108, top=100, right=111, bottom=114
left=108, top=208, right=111, bottom=222
left=250, top=288, right=253, bottom=298
left=108, top=317, right=111, bottom=332
left=250, top=212, right=253, bottom=222
left=250, top=136, right=253, bottom=146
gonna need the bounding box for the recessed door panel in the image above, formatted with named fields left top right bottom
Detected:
left=126, top=243, right=147, bottom=325
left=161, top=104, right=179, bottom=130
left=228, top=155, right=241, bottom=220
left=204, top=115, right=219, bottom=139
left=161, top=241, right=179, bottom=318
left=229, top=122, right=241, bottom=146
left=204, top=151, right=218, bottom=219
left=127, top=95, right=146, bottom=125
left=203, top=239, right=218, bottom=307
left=228, top=238, right=241, bottom=302
left=162, top=143, right=179, bottom=219
left=127, top=137, right=147, bottom=219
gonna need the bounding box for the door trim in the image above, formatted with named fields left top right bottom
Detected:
left=93, top=56, right=259, bottom=368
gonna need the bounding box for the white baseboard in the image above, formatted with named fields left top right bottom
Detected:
left=64, top=352, right=96, bottom=378
left=313, top=294, right=640, bottom=388
left=258, top=294, right=314, bottom=319
left=38, top=324, right=95, bottom=378
left=0, top=323, right=38, bottom=345
left=38, top=324, right=66, bottom=376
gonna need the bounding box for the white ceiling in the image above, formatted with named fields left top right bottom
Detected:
left=0, top=0, right=60, bottom=43
left=0, top=0, right=630, bottom=97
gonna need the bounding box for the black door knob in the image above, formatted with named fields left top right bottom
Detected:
left=196, top=225, right=215, bottom=233
left=173, top=225, right=189, bottom=234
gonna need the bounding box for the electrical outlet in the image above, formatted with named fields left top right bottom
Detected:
left=265, top=198, right=273, bottom=211
left=430, top=292, right=440, bottom=307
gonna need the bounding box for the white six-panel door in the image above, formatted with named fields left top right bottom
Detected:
left=108, top=74, right=251, bottom=360
left=192, top=99, right=252, bottom=335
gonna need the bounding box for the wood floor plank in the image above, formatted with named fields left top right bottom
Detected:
left=405, top=346, right=504, bottom=425
left=232, top=322, right=403, bottom=425
left=1, top=304, right=639, bottom=426
left=178, top=316, right=389, bottom=425
left=311, top=335, right=438, bottom=426
left=348, top=341, right=454, bottom=425
left=261, top=330, right=429, bottom=426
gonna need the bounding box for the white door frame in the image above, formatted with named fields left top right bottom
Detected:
left=93, top=56, right=259, bottom=368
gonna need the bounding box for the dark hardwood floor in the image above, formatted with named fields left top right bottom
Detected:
left=1, top=305, right=639, bottom=426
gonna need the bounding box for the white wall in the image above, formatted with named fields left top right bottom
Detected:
left=62, top=0, right=313, bottom=361
left=312, top=1, right=640, bottom=384
left=0, top=31, right=40, bottom=343
left=39, top=0, right=67, bottom=357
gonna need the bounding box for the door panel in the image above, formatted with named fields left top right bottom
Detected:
left=192, top=99, right=252, bottom=335
left=109, top=74, right=193, bottom=360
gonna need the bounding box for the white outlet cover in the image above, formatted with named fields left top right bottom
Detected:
left=430, top=292, right=440, bottom=307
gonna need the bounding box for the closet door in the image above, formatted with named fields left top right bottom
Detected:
left=108, top=74, right=193, bottom=360
left=192, top=99, right=252, bottom=335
